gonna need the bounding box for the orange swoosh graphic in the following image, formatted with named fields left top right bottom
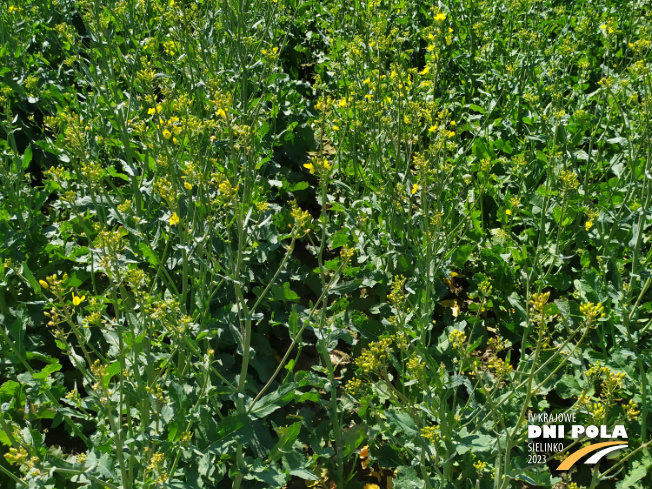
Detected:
left=557, top=441, right=628, bottom=470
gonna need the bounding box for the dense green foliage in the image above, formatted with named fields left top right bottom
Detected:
left=1, top=0, right=651, bottom=488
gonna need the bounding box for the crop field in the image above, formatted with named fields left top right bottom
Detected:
left=1, top=0, right=651, bottom=488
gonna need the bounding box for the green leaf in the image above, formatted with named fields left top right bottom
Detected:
left=286, top=181, right=309, bottom=192
left=247, top=383, right=295, bottom=419
left=329, top=229, right=350, bottom=249
left=616, top=461, right=650, bottom=488
left=282, top=282, right=299, bottom=301
left=386, top=408, right=418, bottom=438
left=107, top=166, right=130, bottom=181
left=32, top=361, right=62, bottom=380
left=469, top=104, right=485, bottom=114
left=340, top=423, right=365, bottom=459
left=139, top=242, right=159, bottom=266
left=0, top=380, right=20, bottom=400
left=22, top=262, right=40, bottom=293
left=267, top=422, right=302, bottom=463
left=22, top=145, right=32, bottom=170
left=0, top=430, right=11, bottom=447
left=283, top=451, right=317, bottom=480
left=330, top=279, right=362, bottom=296
left=393, top=466, right=424, bottom=488
left=452, top=244, right=475, bottom=268
left=245, top=458, right=287, bottom=487
left=555, top=375, right=582, bottom=399
left=373, top=444, right=403, bottom=467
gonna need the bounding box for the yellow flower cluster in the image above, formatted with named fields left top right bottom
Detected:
left=261, top=46, right=279, bottom=59
left=477, top=278, right=492, bottom=297
left=406, top=356, right=425, bottom=383
left=449, top=329, right=467, bottom=350
left=579, top=301, right=605, bottom=324
left=625, top=399, right=640, bottom=421
left=340, top=245, right=355, bottom=260
left=559, top=169, right=580, bottom=191
left=169, top=212, right=180, bottom=225
left=290, top=201, right=312, bottom=235
left=345, top=377, right=363, bottom=395
left=163, top=39, right=177, bottom=56
left=159, top=116, right=182, bottom=142
left=591, top=402, right=605, bottom=421
left=39, top=273, right=68, bottom=296
left=585, top=362, right=626, bottom=401
left=529, top=291, right=550, bottom=313
left=4, top=446, right=29, bottom=465
left=584, top=208, right=599, bottom=231
left=303, top=156, right=332, bottom=176
left=72, top=292, right=85, bottom=306
left=149, top=451, right=165, bottom=471
left=356, top=337, right=392, bottom=373
left=487, top=357, right=513, bottom=377
left=487, top=336, right=507, bottom=353
left=218, top=179, right=239, bottom=200
left=420, top=425, right=440, bottom=443
left=387, top=275, right=407, bottom=308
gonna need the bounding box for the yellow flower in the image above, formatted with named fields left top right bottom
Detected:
left=323, top=161, right=331, bottom=171
left=156, top=105, right=162, bottom=113
left=600, top=24, right=607, bottom=30
left=332, top=125, right=339, bottom=131
left=216, top=108, right=227, bottom=118
left=338, top=98, right=347, bottom=108
left=411, top=183, right=419, bottom=195
left=39, top=279, right=49, bottom=289
left=147, top=107, right=156, bottom=115
left=363, top=484, right=380, bottom=489
left=362, top=78, right=370, bottom=85
left=303, top=163, right=315, bottom=174
left=162, top=129, right=172, bottom=139
left=72, top=293, right=85, bottom=306
left=434, top=12, right=446, bottom=22
left=585, top=220, right=593, bottom=231
left=506, top=209, right=512, bottom=216
left=360, top=446, right=369, bottom=459
left=420, top=66, right=429, bottom=75
left=184, top=181, right=192, bottom=190
left=169, top=212, right=180, bottom=225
